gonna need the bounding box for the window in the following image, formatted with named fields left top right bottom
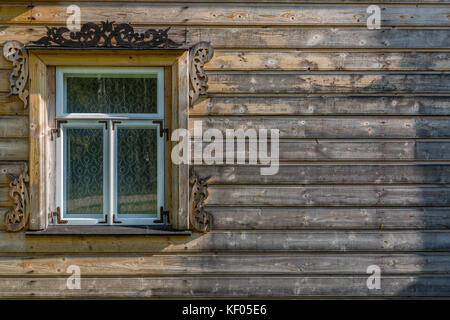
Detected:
left=26, top=50, right=189, bottom=232
left=55, top=67, right=165, bottom=225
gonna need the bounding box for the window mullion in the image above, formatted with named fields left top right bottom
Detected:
left=108, top=120, right=116, bottom=225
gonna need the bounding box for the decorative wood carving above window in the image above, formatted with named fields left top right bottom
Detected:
left=29, top=21, right=182, bottom=49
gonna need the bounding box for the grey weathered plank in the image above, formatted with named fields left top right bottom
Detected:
left=8, top=0, right=450, bottom=3
left=0, top=230, right=449, bottom=253
left=191, top=96, right=450, bottom=116
left=189, top=28, right=450, bottom=48
left=195, top=164, right=450, bottom=184
left=0, top=186, right=11, bottom=207
left=192, top=117, right=450, bottom=138
left=0, top=140, right=28, bottom=161
left=208, top=51, right=450, bottom=71
left=2, top=4, right=448, bottom=27
left=0, top=162, right=26, bottom=184
left=0, top=276, right=449, bottom=298
left=206, top=185, right=450, bottom=206
left=207, top=73, right=450, bottom=94
left=1, top=27, right=450, bottom=48
left=276, top=140, right=450, bottom=161
left=0, top=117, right=28, bottom=138
left=193, top=140, right=450, bottom=161
left=0, top=253, right=449, bottom=276
left=0, top=95, right=27, bottom=115
left=208, top=207, right=450, bottom=229
left=0, top=70, right=11, bottom=93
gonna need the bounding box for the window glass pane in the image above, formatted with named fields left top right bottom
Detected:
left=117, top=127, right=158, bottom=215
left=65, top=128, right=104, bottom=215
left=66, top=75, right=158, bottom=113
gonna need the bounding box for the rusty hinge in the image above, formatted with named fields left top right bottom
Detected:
left=49, top=207, right=67, bottom=224
left=98, top=214, right=108, bottom=224
left=153, top=120, right=169, bottom=141
left=50, top=120, right=67, bottom=141
left=112, top=120, right=122, bottom=130
left=154, top=206, right=170, bottom=224
left=98, top=120, right=108, bottom=130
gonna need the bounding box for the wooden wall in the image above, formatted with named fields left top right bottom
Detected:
left=0, top=1, right=450, bottom=298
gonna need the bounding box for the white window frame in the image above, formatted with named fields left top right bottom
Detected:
left=55, top=67, right=165, bottom=225
left=56, top=67, right=164, bottom=120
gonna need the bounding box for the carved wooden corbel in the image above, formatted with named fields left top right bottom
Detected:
left=4, top=164, right=30, bottom=232
left=189, top=168, right=212, bottom=232
left=2, top=40, right=28, bottom=108
left=189, top=42, right=214, bottom=108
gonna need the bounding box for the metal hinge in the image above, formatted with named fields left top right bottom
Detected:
left=49, top=207, right=67, bottom=225
left=154, top=206, right=170, bottom=224
left=153, top=120, right=169, bottom=141
left=49, top=120, right=67, bottom=141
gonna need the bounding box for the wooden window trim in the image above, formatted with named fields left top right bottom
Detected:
left=28, top=49, right=190, bottom=231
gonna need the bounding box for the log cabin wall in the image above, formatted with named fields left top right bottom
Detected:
left=0, top=0, right=450, bottom=298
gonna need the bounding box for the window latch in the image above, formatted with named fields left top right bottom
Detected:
left=50, top=120, right=67, bottom=141
left=49, top=207, right=68, bottom=225
left=155, top=206, right=170, bottom=224
left=153, top=120, right=169, bottom=141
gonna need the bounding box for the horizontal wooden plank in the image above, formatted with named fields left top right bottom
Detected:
left=27, top=225, right=192, bottom=236
left=0, top=139, right=28, bottom=160
left=0, top=186, right=12, bottom=207
left=1, top=27, right=449, bottom=48
left=3, top=4, right=450, bottom=27
left=208, top=207, right=450, bottom=230
left=189, top=28, right=450, bottom=49
left=192, top=117, right=450, bottom=138
left=193, top=140, right=450, bottom=161
left=208, top=51, right=450, bottom=71
left=0, top=95, right=27, bottom=115
left=206, top=185, right=450, bottom=206
left=276, top=140, right=450, bottom=161
left=0, top=276, right=448, bottom=298
left=0, top=117, right=28, bottom=138
left=0, top=53, right=11, bottom=69
left=195, top=164, right=450, bottom=184
left=0, top=253, right=449, bottom=276
left=0, top=70, right=11, bottom=93
left=0, top=162, right=25, bottom=184
left=4, top=49, right=446, bottom=71
left=191, top=96, right=450, bottom=116
left=207, top=73, right=450, bottom=94
left=0, top=230, right=449, bottom=253
left=8, top=0, right=450, bottom=3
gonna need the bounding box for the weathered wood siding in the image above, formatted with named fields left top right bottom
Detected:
left=0, top=1, right=450, bottom=298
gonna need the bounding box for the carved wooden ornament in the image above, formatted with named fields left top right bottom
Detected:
left=189, top=168, right=212, bottom=232
left=4, top=164, right=30, bottom=232
left=189, top=42, right=214, bottom=108
left=2, top=41, right=29, bottom=108
left=30, top=21, right=182, bottom=49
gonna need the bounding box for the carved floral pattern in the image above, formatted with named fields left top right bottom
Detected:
left=4, top=164, right=30, bottom=232
left=2, top=41, right=28, bottom=108
left=189, top=168, right=212, bottom=233
left=30, top=21, right=182, bottom=49
left=189, top=42, right=214, bottom=108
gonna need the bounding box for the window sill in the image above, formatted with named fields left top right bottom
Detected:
left=26, top=225, right=192, bottom=236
